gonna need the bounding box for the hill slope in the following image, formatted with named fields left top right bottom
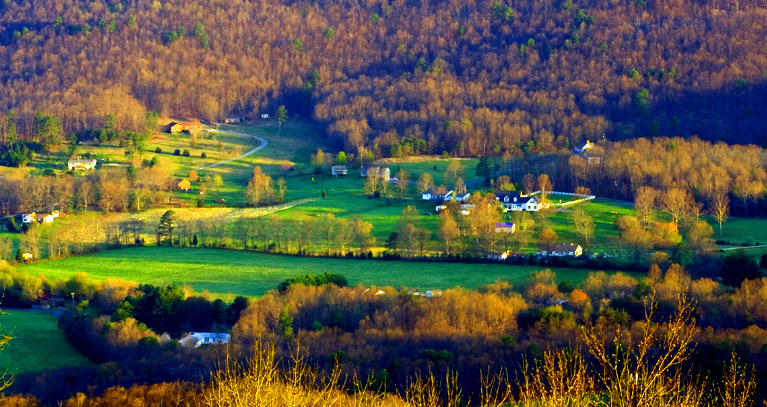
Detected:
left=0, top=0, right=766, bottom=153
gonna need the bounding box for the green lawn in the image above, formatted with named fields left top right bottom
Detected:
left=18, top=247, right=629, bottom=297
left=386, top=159, right=479, bottom=188
left=712, top=216, right=767, bottom=246
left=0, top=310, right=92, bottom=374
left=519, top=198, right=635, bottom=253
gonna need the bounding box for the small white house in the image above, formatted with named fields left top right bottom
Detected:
left=261, top=114, right=269, bottom=119
left=180, top=332, right=231, bottom=349
left=331, top=165, right=348, bottom=177
left=36, top=214, right=54, bottom=223
left=223, top=117, right=242, bottom=124
left=68, top=158, right=97, bottom=171
left=22, top=213, right=36, bottom=223
left=494, top=222, right=516, bottom=234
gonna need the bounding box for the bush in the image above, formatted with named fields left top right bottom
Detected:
left=173, top=149, right=180, bottom=156
left=183, top=150, right=190, bottom=157
left=277, top=272, right=348, bottom=292
left=197, top=199, right=204, bottom=207
left=201, top=152, right=207, bottom=158
left=155, top=147, right=162, bottom=153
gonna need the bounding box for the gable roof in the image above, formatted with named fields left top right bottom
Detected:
left=495, top=191, right=536, bottom=204
left=575, top=140, right=593, bottom=152
left=495, top=190, right=521, bottom=201
left=495, top=222, right=515, bottom=228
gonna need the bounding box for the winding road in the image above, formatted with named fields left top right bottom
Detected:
left=195, top=129, right=268, bottom=171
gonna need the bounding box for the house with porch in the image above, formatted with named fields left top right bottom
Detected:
left=495, top=191, right=540, bottom=211
left=540, top=243, right=583, bottom=257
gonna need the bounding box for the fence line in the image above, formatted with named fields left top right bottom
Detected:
left=530, top=191, right=596, bottom=207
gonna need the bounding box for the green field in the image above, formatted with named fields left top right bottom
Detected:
left=0, top=310, right=92, bottom=374
left=18, top=247, right=629, bottom=297
left=545, top=198, right=635, bottom=251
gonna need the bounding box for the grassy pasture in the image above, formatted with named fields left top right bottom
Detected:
left=712, top=217, right=767, bottom=246
left=379, top=159, right=479, bottom=188
left=0, top=310, right=92, bottom=374
left=18, top=247, right=631, bottom=298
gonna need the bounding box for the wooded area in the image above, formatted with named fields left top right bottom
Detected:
left=0, top=0, right=766, bottom=156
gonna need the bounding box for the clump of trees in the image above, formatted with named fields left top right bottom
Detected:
left=277, top=272, right=348, bottom=293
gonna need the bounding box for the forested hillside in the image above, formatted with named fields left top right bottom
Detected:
left=0, top=0, right=766, bottom=155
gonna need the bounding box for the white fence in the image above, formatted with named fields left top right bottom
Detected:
left=530, top=191, right=596, bottom=208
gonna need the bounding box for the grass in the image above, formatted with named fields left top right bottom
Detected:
left=712, top=216, right=767, bottom=246
left=384, top=159, right=479, bottom=188
left=0, top=310, right=92, bottom=374
left=18, top=247, right=633, bottom=298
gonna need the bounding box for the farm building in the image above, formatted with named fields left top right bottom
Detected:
left=331, top=165, right=348, bottom=177
left=495, top=191, right=539, bottom=211
left=177, top=179, right=192, bottom=192
left=494, top=222, right=516, bottom=233
left=539, top=243, right=583, bottom=257
left=260, top=114, right=269, bottom=119
left=67, top=158, right=97, bottom=170
left=223, top=117, right=242, bottom=124
left=573, top=139, right=602, bottom=165
left=179, top=332, right=231, bottom=348
left=167, top=121, right=202, bottom=134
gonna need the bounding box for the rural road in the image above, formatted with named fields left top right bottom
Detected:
left=195, top=129, right=268, bottom=171
left=720, top=244, right=767, bottom=251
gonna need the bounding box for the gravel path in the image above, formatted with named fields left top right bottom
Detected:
left=195, top=129, right=268, bottom=170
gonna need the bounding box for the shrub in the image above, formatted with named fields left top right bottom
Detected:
left=155, top=147, right=162, bottom=153
left=174, top=149, right=180, bottom=156
left=183, top=150, right=190, bottom=157
left=201, top=152, right=207, bottom=158
left=277, top=272, right=348, bottom=292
